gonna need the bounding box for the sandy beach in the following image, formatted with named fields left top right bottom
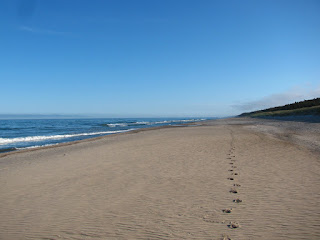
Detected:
left=0, top=118, right=319, bottom=240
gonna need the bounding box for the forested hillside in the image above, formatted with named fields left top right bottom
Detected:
left=240, top=98, right=320, bottom=117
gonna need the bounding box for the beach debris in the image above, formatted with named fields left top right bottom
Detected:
left=233, top=198, right=242, bottom=203
left=229, top=188, right=238, bottom=193
left=228, top=177, right=234, bottom=180
left=228, top=222, right=240, bottom=229
left=222, top=208, right=232, bottom=213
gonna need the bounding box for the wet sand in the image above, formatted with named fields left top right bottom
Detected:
left=0, top=118, right=319, bottom=239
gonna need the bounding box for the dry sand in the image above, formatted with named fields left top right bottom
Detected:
left=0, top=118, right=319, bottom=240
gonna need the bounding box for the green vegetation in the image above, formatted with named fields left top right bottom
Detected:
left=239, top=98, right=320, bottom=117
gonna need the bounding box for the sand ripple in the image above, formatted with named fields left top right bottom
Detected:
left=0, top=122, right=319, bottom=239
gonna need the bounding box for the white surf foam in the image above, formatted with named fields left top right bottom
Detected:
left=0, top=130, right=131, bottom=145
left=153, top=119, right=205, bottom=124
left=107, top=122, right=150, bottom=127
left=18, top=143, right=58, bottom=150
left=107, top=123, right=128, bottom=127
left=105, top=119, right=205, bottom=127
left=130, top=121, right=149, bottom=125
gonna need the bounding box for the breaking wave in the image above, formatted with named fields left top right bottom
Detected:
left=0, top=129, right=132, bottom=145
left=103, top=119, right=205, bottom=127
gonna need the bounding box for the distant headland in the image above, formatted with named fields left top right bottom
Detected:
left=239, top=98, right=320, bottom=117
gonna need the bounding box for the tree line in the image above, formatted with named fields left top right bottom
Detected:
left=240, top=98, right=320, bottom=116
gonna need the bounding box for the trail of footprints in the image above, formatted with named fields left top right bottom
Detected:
left=220, top=131, right=243, bottom=240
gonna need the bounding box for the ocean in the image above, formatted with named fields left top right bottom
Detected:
left=0, top=118, right=208, bottom=153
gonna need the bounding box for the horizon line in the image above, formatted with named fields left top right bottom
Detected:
left=0, top=114, right=224, bottom=120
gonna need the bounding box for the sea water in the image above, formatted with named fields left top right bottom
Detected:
left=0, top=118, right=208, bottom=153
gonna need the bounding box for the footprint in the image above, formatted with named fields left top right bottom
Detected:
left=232, top=173, right=239, bottom=175
left=228, top=169, right=233, bottom=172
left=228, top=177, right=234, bottom=180
left=222, top=208, right=232, bottom=213
left=231, top=166, right=237, bottom=168
left=229, top=162, right=234, bottom=165
left=233, top=183, right=241, bottom=187
left=229, top=188, right=238, bottom=193
left=233, top=198, right=242, bottom=203
left=228, top=222, right=240, bottom=229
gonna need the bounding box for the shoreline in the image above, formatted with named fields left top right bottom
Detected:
left=0, top=124, right=188, bottom=158
left=2, top=115, right=320, bottom=158
left=0, top=118, right=209, bottom=156
left=0, top=117, right=319, bottom=239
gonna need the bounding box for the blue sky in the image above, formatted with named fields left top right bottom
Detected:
left=1, top=0, right=319, bottom=117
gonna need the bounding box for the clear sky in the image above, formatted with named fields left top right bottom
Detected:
left=1, top=0, right=319, bottom=117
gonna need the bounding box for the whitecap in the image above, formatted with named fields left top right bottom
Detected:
left=0, top=129, right=132, bottom=145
